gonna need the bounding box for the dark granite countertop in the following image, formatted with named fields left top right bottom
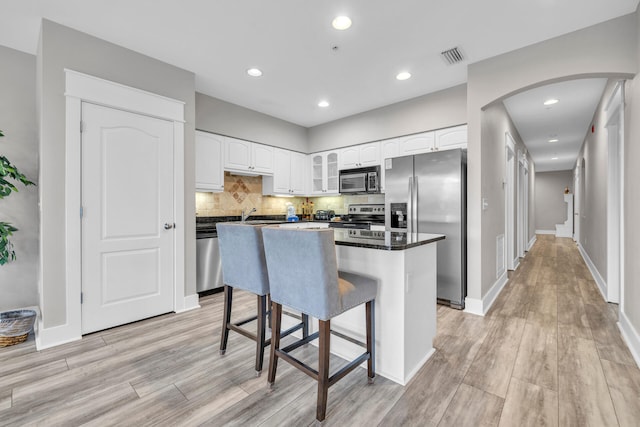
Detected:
left=333, top=229, right=445, bottom=251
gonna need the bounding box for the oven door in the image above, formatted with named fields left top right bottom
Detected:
left=340, top=172, right=367, bottom=193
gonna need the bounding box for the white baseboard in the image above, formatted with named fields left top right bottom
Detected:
left=176, top=294, right=200, bottom=313
left=464, top=270, right=509, bottom=316
left=619, top=311, right=640, bottom=369
left=535, top=229, right=555, bottom=235
left=513, top=257, right=520, bottom=271
left=527, top=235, right=537, bottom=251
left=36, top=320, right=82, bottom=351
left=577, top=243, right=607, bottom=301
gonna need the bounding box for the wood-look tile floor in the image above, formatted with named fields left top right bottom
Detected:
left=2, top=235, right=639, bottom=426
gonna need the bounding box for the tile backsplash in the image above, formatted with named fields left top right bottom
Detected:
left=196, top=172, right=385, bottom=217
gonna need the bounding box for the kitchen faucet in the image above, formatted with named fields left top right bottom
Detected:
left=241, top=207, right=257, bottom=222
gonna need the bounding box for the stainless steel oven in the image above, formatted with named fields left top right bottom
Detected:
left=339, top=166, right=380, bottom=194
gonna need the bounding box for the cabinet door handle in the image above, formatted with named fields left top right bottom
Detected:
left=164, top=223, right=175, bottom=230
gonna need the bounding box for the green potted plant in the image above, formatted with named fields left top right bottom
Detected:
left=0, top=128, right=37, bottom=346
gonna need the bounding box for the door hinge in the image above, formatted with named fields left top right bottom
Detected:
left=80, top=120, right=85, bottom=133
left=80, top=206, right=84, bottom=218
left=80, top=292, right=84, bottom=304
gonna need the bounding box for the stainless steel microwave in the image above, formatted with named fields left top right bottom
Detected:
left=339, top=165, right=381, bottom=194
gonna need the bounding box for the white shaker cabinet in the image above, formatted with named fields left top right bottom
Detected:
left=264, top=148, right=307, bottom=195
left=310, top=150, right=340, bottom=195
left=195, top=131, right=224, bottom=192
left=339, top=142, right=380, bottom=169
left=224, top=137, right=274, bottom=174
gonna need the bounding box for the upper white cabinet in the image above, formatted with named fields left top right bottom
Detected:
left=310, top=150, right=340, bottom=195
left=434, top=125, right=467, bottom=151
left=264, top=148, right=307, bottom=195
left=224, top=137, right=274, bottom=174
left=398, top=132, right=435, bottom=156
left=339, top=142, right=380, bottom=169
left=389, top=125, right=467, bottom=157
left=195, top=131, right=224, bottom=192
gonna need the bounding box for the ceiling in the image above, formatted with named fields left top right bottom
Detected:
left=503, top=78, right=609, bottom=172
left=0, top=0, right=637, bottom=129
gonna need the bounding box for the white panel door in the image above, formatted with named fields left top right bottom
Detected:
left=252, top=143, right=274, bottom=174
left=81, top=102, right=174, bottom=334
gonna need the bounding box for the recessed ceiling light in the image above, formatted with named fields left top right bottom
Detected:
left=318, top=100, right=330, bottom=108
left=396, top=72, right=412, bottom=81
left=551, top=157, right=558, bottom=160
left=544, top=98, right=559, bottom=106
left=246, top=68, right=263, bottom=77
left=332, top=16, right=352, bottom=30
left=548, top=138, right=558, bottom=143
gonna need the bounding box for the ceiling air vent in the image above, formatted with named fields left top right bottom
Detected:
left=440, top=47, right=464, bottom=65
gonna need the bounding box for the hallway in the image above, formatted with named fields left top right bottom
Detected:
left=1, top=236, right=640, bottom=426
left=382, top=234, right=640, bottom=425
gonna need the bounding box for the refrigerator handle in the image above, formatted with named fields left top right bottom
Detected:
left=413, top=176, right=419, bottom=233
left=408, top=176, right=413, bottom=235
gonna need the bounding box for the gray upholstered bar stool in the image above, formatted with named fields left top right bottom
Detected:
left=216, top=222, right=308, bottom=376
left=261, top=227, right=377, bottom=424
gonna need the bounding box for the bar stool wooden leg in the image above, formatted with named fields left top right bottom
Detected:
left=366, top=300, right=375, bottom=383
left=220, top=285, right=233, bottom=355
left=255, top=294, right=268, bottom=376
left=302, top=313, right=310, bottom=339
left=316, top=319, right=331, bottom=423
left=268, top=302, right=282, bottom=388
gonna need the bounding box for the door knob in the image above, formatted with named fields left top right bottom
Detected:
left=164, top=223, right=175, bottom=230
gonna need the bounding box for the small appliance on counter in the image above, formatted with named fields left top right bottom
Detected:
left=314, top=210, right=335, bottom=221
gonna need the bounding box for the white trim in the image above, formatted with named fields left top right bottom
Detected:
left=605, top=81, right=624, bottom=304
left=177, top=294, right=201, bottom=313
left=64, top=69, right=185, bottom=122
left=535, top=229, right=556, bottom=235
left=527, top=235, right=537, bottom=251
left=505, top=134, right=516, bottom=271
left=618, top=312, right=640, bottom=369
left=403, top=348, right=436, bottom=386
left=512, top=257, right=520, bottom=271
left=38, top=70, right=186, bottom=349
left=464, top=270, right=509, bottom=316
left=35, top=320, right=81, bottom=350
left=577, top=243, right=607, bottom=301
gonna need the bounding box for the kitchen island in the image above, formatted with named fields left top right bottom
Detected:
left=281, top=227, right=444, bottom=386
left=333, top=230, right=444, bottom=385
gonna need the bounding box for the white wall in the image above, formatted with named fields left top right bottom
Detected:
left=0, top=46, right=39, bottom=311
left=467, top=13, right=637, bottom=305
left=622, top=6, right=640, bottom=355
left=38, top=20, right=197, bottom=328
left=575, top=79, right=620, bottom=280
left=308, top=84, right=467, bottom=152
left=535, top=171, right=573, bottom=231
left=480, top=101, right=532, bottom=289
left=196, top=92, right=308, bottom=153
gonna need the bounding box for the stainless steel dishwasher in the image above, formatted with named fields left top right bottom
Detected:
left=196, top=224, right=223, bottom=292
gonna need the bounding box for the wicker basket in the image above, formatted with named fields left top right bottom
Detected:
left=0, top=309, right=37, bottom=347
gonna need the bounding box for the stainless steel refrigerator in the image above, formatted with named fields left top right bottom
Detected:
left=384, top=149, right=466, bottom=308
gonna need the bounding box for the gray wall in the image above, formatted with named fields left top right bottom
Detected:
left=0, top=46, right=39, bottom=311
left=196, top=92, right=308, bottom=153
left=308, top=84, right=467, bottom=152
left=467, top=13, right=637, bottom=301
left=38, top=20, right=197, bottom=328
left=480, top=101, right=532, bottom=285
left=535, top=171, right=573, bottom=231
left=576, top=79, right=619, bottom=281
left=624, top=5, right=640, bottom=343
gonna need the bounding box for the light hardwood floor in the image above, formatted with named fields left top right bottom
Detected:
left=2, top=235, right=639, bottom=426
